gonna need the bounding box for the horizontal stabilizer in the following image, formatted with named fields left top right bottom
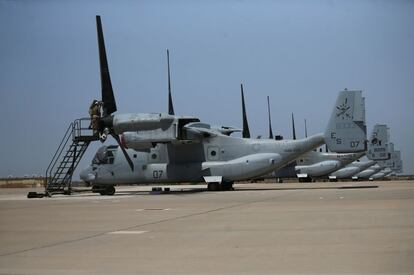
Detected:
left=324, top=90, right=367, bottom=153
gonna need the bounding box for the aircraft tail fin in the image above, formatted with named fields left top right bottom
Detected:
left=367, top=124, right=390, bottom=160
left=324, top=89, right=367, bottom=153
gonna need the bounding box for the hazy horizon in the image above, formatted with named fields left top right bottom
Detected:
left=1, top=0, right=413, bottom=179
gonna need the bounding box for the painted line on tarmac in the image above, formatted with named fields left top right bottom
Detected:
left=108, top=231, right=147, bottom=235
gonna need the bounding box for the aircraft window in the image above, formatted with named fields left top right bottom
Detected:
left=133, top=154, right=137, bottom=158
left=92, top=146, right=116, bottom=165
left=300, top=159, right=303, bottom=162
left=210, top=150, right=216, bottom=156
left=107, top=151, right=115, bottom=164
left=151, top=153, right=157, bottom=159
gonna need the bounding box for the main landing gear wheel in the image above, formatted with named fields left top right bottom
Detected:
left=102, top=186, right=115, bottom=196
left=207, top=182, right=220, bottom=191
left=299, top=177, right=312, bottom=183
left=220, top=181, right=234, bottom=191
left=93, top=185, right=116, bottom=196
left=207, top=182, right=234, bottom=191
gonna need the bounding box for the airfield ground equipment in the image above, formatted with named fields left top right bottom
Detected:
left=27, top=118, right=98, bottom=198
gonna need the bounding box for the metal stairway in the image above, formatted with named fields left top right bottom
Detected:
left=44, top=118, right=99, bottom=195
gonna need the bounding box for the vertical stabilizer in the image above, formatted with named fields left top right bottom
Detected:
left=377, top=142, right=395, bottom=168
left=393, top=150, right=403, bottom=173
left=324, top=89, right=366, bottom=152
left=367, top=124, right=390, bottom=160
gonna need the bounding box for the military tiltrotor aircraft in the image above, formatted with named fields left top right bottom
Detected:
left=253, top=100, right=365, bottom=182
left=353, top=133, right=402, bottom=181
left=79, top=16, right=367, bottom=195
left=328, top=124, right=392, bottom=180
left=370, top=142, right=403, bottom=180
left=328, top=158, right=376, bottom=181
left=371, top=168, right=393, bottom=180
left=355, top=164, right=384, bottom=180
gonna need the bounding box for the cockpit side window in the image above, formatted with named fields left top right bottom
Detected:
left=92, top=146, right=118, bottom=165
left=107, top=150, right=115, bottom=164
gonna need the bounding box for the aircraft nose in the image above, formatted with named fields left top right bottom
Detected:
left=80, top=167, right=96, bottom=182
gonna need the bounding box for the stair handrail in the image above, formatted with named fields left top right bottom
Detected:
left=73, top=117, right=93, bottom=140
left=45, top=122, right=74, bottom=188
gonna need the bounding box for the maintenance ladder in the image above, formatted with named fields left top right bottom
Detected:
left=44, top=118, right=99, bottom=195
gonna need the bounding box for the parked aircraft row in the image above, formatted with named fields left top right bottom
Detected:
left=78, top=16, right=401, bottom=195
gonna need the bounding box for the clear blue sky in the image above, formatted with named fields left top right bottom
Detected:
left=0, top=0, right=413, bottom=178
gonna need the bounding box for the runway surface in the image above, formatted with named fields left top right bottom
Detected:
left=0, top=181, right=413, bottom=274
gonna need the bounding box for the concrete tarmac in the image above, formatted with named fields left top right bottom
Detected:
left=0, top=181, right=413, bottom=274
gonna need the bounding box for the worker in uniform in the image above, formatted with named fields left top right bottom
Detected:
left=89, top=100, right=103, bottom=135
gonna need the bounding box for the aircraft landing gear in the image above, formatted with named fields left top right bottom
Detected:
left=92, top=185, right=116, bottom=196
left=207, top=182, right=220, bottom=191
left=298, top=177, right=312, bottom=183
left=220, top=181, right=234, bottom=191
left=207, top=181, right=234, bottom=191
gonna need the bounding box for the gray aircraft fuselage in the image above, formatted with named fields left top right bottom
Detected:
left=81, top=132, right=326, bottom=185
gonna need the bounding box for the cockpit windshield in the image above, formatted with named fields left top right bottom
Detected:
left=92, top=145, right=118, bottom=165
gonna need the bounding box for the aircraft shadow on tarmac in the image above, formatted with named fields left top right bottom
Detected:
left=74, top=185, right=379, bottom=197
left=234, top=185, right=379, bottom=192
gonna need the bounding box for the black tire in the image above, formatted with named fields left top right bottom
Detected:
left=220, top=181, right=234, bottom=191
left=105, top=186, right=115, bottom=196
left=207, top=182, right=220, bottom=191
left=92, top=185, right=101, bottom=193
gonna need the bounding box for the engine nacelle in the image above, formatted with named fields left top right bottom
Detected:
left=113, top=115, right=200, bottom=149
left=121, top=130, right=176, bottom=150
left=113, top=113, right=176, bottom=133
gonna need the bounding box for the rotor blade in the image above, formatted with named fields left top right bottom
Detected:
left=304, top=119, right=308, bottom=138
left=240, top=83, right=251, bottom=138
left=111, top=133, right=134, bottom=171
left=291, top=113, right=296, bottom=140
left=96, top=15, right=117, bottom=116
left=167, top=49, right=175, bottom=115
left=267, top=96, right=274, bottom=139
